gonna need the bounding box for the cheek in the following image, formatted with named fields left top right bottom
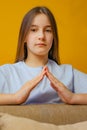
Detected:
left=26, top=35, right=33, bottom=44
left=26, top=36, right=32, bottom=48
left=50, top=37, right=53, bottom=44
left=48, top=33, right=53, bottom=42
left=48, top=36, right=53, bottom=47
left=26, top=36, right=35, bottom=49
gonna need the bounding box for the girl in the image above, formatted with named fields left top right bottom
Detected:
left=0, top=6, right=87, bottom=105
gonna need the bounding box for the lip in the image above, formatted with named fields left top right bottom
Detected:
left=35, top=43, right=46, bottom=46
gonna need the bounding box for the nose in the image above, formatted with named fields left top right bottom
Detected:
left=38, top=30, right=45, bottom=40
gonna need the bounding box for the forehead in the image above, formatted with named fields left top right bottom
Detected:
left=31, top=13, right=51, bottom=26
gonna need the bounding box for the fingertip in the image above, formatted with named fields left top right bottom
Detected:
left=46, top=66, right=49, bottom=71
left=43, top=66, right=47, bottom=70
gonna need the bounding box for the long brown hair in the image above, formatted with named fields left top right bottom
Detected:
left=15, top=6, right=60, bottom=64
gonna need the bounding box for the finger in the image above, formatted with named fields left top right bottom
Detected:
left=46, top=70, right=57, bottom=83
left=50, top=82, right=59, bottom=91
left=34, top=68, right=46, bottom=84
left=35, top=73, right=43, bottom=82
left=43, top=66, right=47, bottom=70
left=42, top=66, right=48, bottom=73
left=46, top=70, right=63, bottom=89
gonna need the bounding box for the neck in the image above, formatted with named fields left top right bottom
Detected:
left=25, top=55, right=48, bottom=67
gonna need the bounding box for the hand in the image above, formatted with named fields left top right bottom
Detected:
left=14, top=67, right=46, bottom=104
left=45, top=67, right=75, bottom=104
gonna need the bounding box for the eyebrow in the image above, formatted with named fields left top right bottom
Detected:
left=30, top=25, right=52, bottom=28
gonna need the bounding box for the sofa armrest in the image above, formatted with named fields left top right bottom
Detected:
left=0, top=104, right=87, bottom=125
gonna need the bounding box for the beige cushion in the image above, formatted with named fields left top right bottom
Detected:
left=0, top=113, right=87, bottom=130
left=0, top=103, right=87, bottom=125
left=1, top=104, right=87, bottom=125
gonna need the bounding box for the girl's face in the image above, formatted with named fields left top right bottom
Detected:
left=25, top=13, right=53, bottom=57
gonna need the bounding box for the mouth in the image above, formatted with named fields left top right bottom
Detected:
left=35, top=43, right=46, bottom=46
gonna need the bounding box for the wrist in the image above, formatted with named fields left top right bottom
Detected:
left=13, top=93, right=23, bottom=105
left=11, top=93, right=19, bottom=104
left=70, top=93, right=79, bottom=104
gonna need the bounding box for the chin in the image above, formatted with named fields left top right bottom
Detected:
left=36, top=53, right=47, bottom=57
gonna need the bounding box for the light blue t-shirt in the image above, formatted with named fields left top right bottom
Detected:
left=0, top=59, right=87, bottom=104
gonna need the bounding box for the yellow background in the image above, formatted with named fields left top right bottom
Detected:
left=0, top=0, right=87, bottom=73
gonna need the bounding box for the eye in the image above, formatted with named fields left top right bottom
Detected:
left=45, top=28, right=52, bottom=33
left=30, top=28, right=37, bottom=32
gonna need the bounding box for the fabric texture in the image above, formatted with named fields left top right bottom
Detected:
left=0, top=104, right=87, bottom=125
left=0, top=113, right=87, bottom=130
left=0, top=59, right=87, bottom=104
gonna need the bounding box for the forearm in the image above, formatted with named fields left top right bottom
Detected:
left=0, top=80, right=36, bottom=105
left=0, top=80, right=35, bottom=105
left=0, top=88, right=30, bottom=105
left=0, top=89, right=29, bottom=105
left=71, top=93, right=87, bottom=104
left=0, top=93, right=17, bottom=105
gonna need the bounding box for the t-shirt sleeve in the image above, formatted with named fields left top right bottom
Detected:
left=0, top=68, right=9, bottom=93
left=73, top=69, right=87, bottom=93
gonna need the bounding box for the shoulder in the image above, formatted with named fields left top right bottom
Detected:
left=0, top=61, right=23, bottom=74
left=48, top=59, right=87, bottom=77
left=48, top=59, right=74, bottom=78
left=48, top=59, right=73, bottom=71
